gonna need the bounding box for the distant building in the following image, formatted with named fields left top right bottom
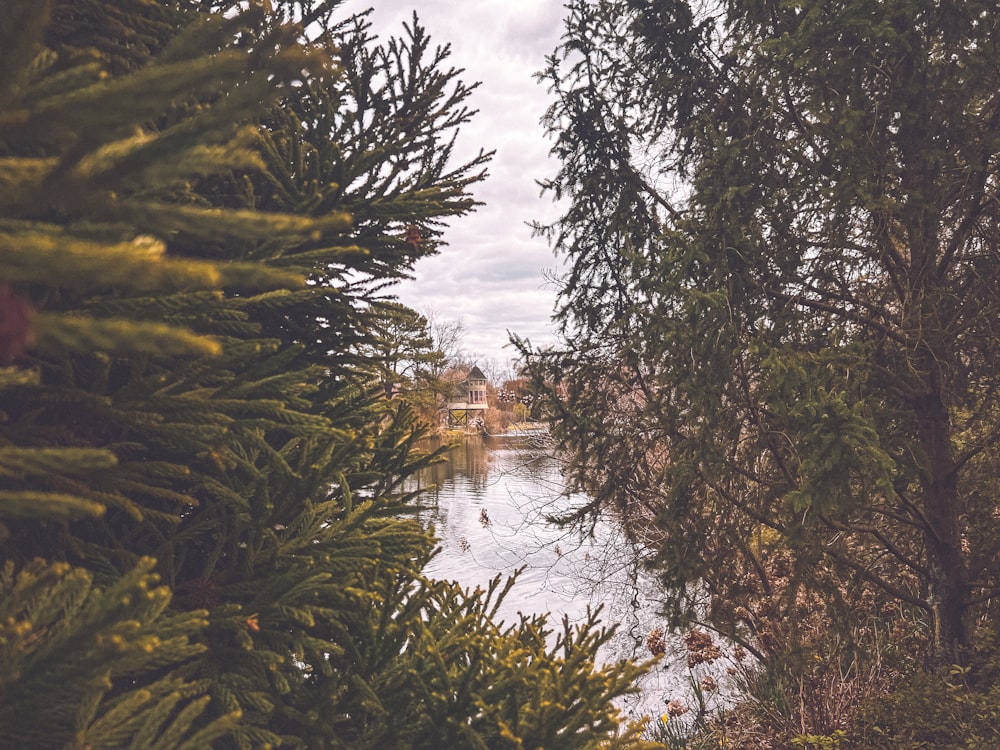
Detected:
left=443, top=365, right=489, bottom=427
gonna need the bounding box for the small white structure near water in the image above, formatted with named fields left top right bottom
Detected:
left=443, top=365, right=488, bottom=427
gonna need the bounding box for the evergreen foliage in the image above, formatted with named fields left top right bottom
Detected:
left=365, top=300, right=447, bottom=402
left=0, top=556, right=237, bottom=750
left=857, top=628, right=1000, bottom=748
left=0, top=1, right=652, bottom=747
left=523, top=0, right=1000, bottom=735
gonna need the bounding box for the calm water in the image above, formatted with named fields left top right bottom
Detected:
left=408, top=435, right=722, bottom=721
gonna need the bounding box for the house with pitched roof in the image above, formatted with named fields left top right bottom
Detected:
left=442, top=365, right=489, bottom=427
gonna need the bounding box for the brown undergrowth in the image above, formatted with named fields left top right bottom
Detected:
left=641, top=545, right=934, bottom=749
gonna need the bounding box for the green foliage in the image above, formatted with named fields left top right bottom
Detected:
left=0, top=556, right=236, bottom=750
left=365, top=300, right=447, bottom=400
left=0, top=1, right=653, bottom=748
left=857, top=631, right=1000, bottom=749
left=524, top=0, right=1000, bottom=670
left=646, top=714, right=694, bottom=750
left=286, top=571, right=656, bottom=749
left=792, top=731, right=850, bottom=750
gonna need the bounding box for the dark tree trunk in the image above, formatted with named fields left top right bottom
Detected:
left=913, top=382, right=970, bottom=664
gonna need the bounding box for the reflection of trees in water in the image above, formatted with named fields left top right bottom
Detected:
left=408, top=437, right=736, bottom=720
left=408, top=437, right=498, bottom=491
left=495, top=475, right=684, bottom=717
left=412, top=437, right=714, bottom=718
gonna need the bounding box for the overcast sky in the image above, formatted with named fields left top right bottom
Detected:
left=338, top=1, right=567, bottom=372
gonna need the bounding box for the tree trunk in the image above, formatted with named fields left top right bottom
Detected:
left=913, top=384, right=970, bottom=664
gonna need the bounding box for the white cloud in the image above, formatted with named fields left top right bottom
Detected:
left=337, top=0, right=566, bottom=367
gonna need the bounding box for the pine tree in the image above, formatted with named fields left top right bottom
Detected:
left=525, top=0, right=1000, bottom=671
left=1, top=1, right=329, bottom=745
left=0, top=2, right=655, bottom=748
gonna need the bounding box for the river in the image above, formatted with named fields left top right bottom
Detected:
left=408, top=434, right=729, bottom=723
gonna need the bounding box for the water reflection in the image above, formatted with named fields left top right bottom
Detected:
left=409, top=436, right=701, bottom=720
